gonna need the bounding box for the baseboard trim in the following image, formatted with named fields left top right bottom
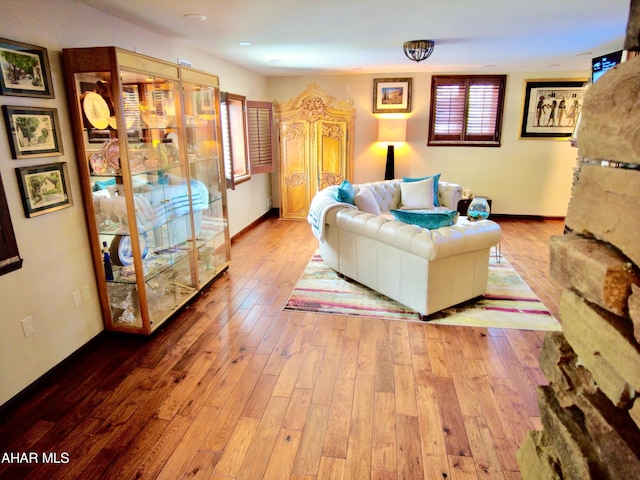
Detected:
left=0, top=331, right=114, bottom=417
left=490, top=214, right=565, bottom=221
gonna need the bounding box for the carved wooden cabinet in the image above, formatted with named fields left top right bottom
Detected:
left=274, top=84, right=354, bottom=220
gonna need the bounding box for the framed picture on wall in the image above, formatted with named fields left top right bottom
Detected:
left=519, top=79, right=588, bottom=139
left=0, top=171, right=22, bottom=275
left=15, top=162, right=73, bottom=217
left=0, top=37, right=55, bottom=98
left=2, top=105, right=64, bottom=159
left=373, top=78, right=412, bottom=113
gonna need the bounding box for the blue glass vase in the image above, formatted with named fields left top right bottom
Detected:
left=467, top=197, right=490, bottom=220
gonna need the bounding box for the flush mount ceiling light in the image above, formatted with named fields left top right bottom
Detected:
left=403, top=40, right=435, bottom=63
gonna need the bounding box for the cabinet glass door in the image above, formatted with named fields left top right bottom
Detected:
left=181, top=80, right=229, bottom=287
left=123, top=70, right=199, bottom=327
left=73, top=69, right=198, bottom=329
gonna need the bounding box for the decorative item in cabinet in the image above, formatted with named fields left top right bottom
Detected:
left=62, top=46, right=231, bottom=335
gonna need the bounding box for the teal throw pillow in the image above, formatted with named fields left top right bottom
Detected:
left=402, top=173, right=441, bottom=206
left=390, top=209, right=458, bottom=230
left=335, top=180, right=355, bottom=204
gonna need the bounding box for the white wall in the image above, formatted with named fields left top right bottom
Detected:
left=0, top=0, right=271, bottom=406
left=268, top=71, right=587, bottom=216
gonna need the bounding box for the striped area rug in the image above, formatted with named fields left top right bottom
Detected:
left=285, top=253, right=562, bottom=331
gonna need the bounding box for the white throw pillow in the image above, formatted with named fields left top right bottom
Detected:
left=353, top=187, right=381, bottom=215
left=400, top=177, right=435, bottom=210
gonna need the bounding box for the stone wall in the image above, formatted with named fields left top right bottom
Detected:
left=516, top=53, right=640, bottom=479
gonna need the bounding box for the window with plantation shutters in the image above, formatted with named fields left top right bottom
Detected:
left=220, top=92, right=250, bottom=189
left=246, top=100, right=274, bottom=174
left=428, top=75, right=506, bottom=147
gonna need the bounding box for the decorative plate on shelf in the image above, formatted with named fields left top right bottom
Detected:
left=110, top=232, right=149, bottom=266
left=89, top=152, right=107, bottom=174
left=101, top=139, right=120, bottom=172
left=83, top=92, right=110, bottom=130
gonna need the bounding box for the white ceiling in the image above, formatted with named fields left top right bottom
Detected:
left=76, top=0, right=631, bottom=76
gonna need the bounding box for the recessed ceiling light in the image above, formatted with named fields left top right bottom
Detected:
left=238, top=41, right=253, bottom=46
left=183, top=13, right=207, bottom=21
left=268, top=59, right=282, bottom=63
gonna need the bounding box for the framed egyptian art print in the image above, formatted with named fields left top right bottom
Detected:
left=520, top=79, right=588, bottom=139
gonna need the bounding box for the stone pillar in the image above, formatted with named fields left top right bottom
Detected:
left=516, top=18, right=640, bottom=479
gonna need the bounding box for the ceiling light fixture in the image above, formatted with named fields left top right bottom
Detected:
left=403, top=40, right=435, bottom=63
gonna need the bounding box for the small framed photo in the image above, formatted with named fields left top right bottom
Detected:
left=197, top=89, right=215, bottom=114
left=15, top=162, right=72, bottom=217
left=0, top=37, right=54, bottom=98
left=520, top=79, right=588, bottom=139
left=2, top=105, right=63, bottom=159
left=373, top=78, right=412, bottom=113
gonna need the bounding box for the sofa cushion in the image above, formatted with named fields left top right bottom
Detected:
left=390, top=209, right=459, bottom=229
left=399, top=177, right=435, bottom=210
left=335, top=179, right=355, bottom=204
left=403, top=173, right=441, bottom=206
left=353, top=187, right=381, bottom=215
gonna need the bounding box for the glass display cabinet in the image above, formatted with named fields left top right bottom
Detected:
left=63, top=47, right=230, bottom=334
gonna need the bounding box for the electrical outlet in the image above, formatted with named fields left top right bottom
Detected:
left=72, top=290, right=82, bottom=308
left=82, top=284, right=91, bottom=302
left=21, top=316, right=35, bottom=337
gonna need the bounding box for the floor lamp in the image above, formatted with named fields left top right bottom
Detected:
left=378, top=118, right=407, bottom=180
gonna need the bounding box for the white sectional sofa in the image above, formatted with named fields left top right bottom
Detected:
left=308, top=178, right=502, bottom=318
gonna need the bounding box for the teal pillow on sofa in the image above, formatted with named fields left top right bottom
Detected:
left=390, top=209, right=458, bottom=229
left=335, top=179, right=355, bottom=204
left=402, top=173, right=441, bottom=206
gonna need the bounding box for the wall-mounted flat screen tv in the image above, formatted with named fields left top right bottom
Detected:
left=592, top=50, right=624, bottom=82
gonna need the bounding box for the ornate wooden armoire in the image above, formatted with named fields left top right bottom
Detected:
left=274, top=84, right=355, bottom=220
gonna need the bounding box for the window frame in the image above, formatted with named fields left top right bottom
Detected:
left=428, top=74, right=507, bottom=147
left=220, top=92, right=250, bottom=189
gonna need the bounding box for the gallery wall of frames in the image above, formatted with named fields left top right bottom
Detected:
left=0, top=37, right=71, bottom=276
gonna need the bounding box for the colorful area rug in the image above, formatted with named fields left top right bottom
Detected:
left=285, top=252, right=562, bottom=331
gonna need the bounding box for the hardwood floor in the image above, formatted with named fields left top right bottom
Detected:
left=0, top=216, right=565, bottom=480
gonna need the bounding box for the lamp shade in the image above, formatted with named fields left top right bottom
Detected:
left=377, top=119, right=407, bottom=143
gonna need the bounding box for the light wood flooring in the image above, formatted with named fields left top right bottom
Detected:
left=0, top=216, right=565, bottom=480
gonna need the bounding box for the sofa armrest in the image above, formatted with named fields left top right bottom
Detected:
left=437, top=182, right=463, bottom=210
